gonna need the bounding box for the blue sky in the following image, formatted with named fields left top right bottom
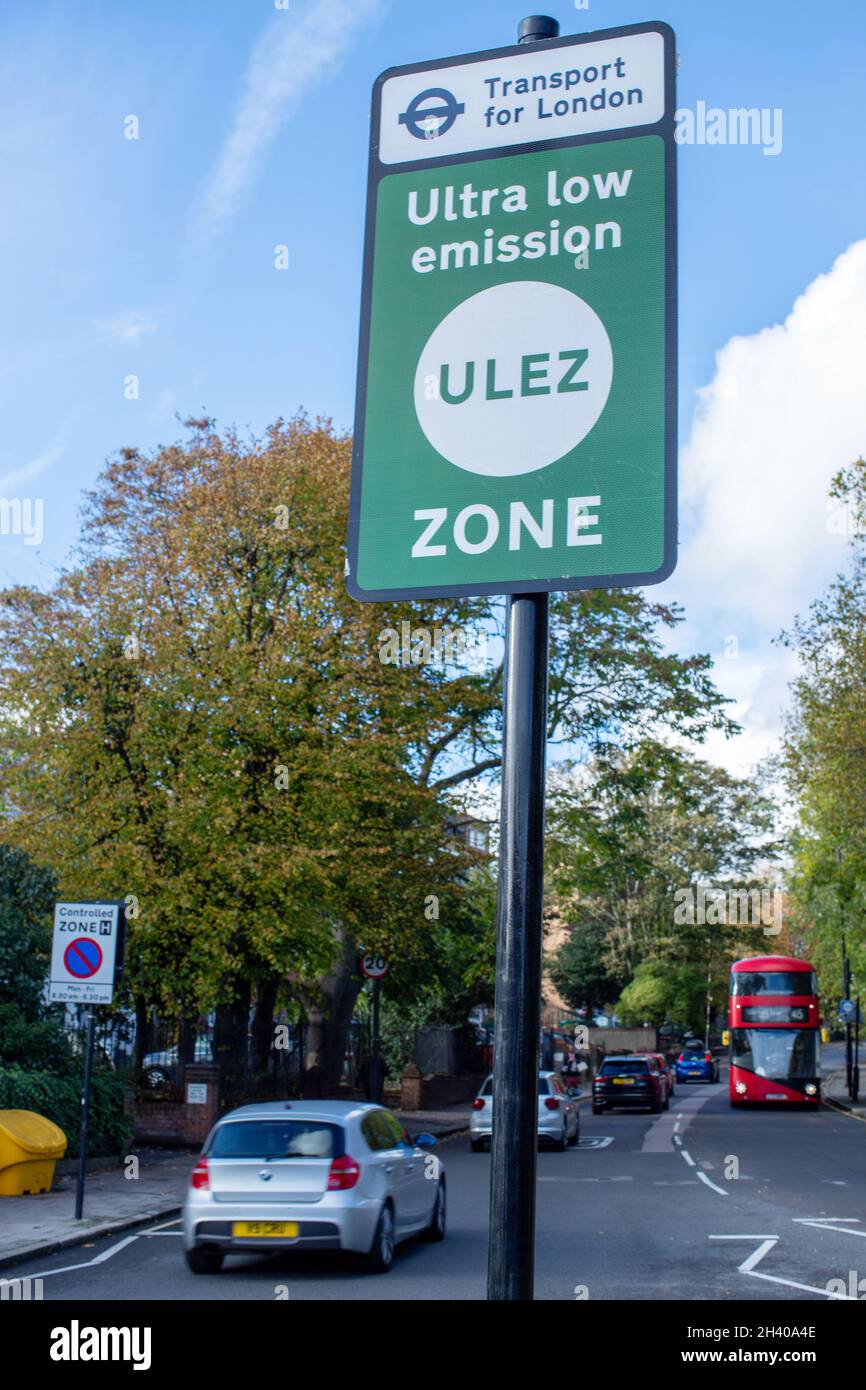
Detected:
left=2, top=0, right=865, bottom=775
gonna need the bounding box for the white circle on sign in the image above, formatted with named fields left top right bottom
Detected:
left=360, top=953, right=389, bottom=979
left=414, top=280, right=613, bottom=478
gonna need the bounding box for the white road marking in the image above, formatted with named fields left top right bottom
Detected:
left=793, top=1217, right=866, bottom=1237
left=578, top=1136, right=614, bottom=1148
left=30, top=1234, right=140, bottom=1280
left=696, top=1171, right=728, bottom=1197
left=681, top=1150, right=696, bottom=1166
left=145, top=1217, right=182, bottom=1232
left=709, top=1234, right=857, bottom=1299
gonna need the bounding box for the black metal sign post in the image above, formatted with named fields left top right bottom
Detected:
left=485, top=15, right=558, bottom=1305
left=372, top=976, right=382, bottom=1104
left=74, top=1007, right=96, bottom=1220
left=487, top=587, right=550, bottom=1300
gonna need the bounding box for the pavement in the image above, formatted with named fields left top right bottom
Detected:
left=821, top=1067, right=866, bottom=1120
left=0, top=1149, right=193, bottom=1271
left=0, top=1106, right=473, bottom=1272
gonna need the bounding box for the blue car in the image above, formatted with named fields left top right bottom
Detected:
left=675, top=1043, right=719, bottom=1084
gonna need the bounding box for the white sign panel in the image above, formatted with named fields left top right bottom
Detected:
left=186, top=1083, right=208, bottom=1105
left=378, top=28, right=665, bottom=166
left=49, top=901, right=123, bottom=1005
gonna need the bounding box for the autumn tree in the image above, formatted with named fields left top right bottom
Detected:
left=783, top=457, right=866, bottom=997
left=0, top=416, right=734, bottom=1086
left=547, top=742, right=780, bottom=1032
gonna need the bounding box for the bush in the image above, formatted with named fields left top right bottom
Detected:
left=0, top=1002, right=72, bottom=1072
left=0, top=1064, right=132, bottom=1158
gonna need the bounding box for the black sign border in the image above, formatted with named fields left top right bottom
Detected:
left=347, top=21, right=677, bottom=601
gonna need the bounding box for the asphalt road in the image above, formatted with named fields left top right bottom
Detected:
left=10, top=1062, right=866, bottom=1302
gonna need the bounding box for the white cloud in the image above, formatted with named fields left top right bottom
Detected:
left=94, top=310, right=158, bottom=345
left=192, top=0, right=384, bottom=236
left=662, top=238, right=866, bottom=777
left=0, top=442, right=62, bottom=493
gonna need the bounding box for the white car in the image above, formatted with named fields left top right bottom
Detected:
left=183, top=1100, right=445, bottom=1275
left=470, top=1070, right=580, bottom=1152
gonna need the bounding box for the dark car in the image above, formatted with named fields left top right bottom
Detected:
left=592, top=1055, right=667, bottom=1114
left=675, top=1044, right=719, bottom=1084
left=640, top=1051, right=675, bottom=1101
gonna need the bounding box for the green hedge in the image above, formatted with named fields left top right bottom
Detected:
left=0, top=1065, right=132, bottom=1158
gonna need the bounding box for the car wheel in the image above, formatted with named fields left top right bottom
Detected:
left=470, top=1138, right=485, bottom=1153
left=591, top=1104, right=604, bottom=1115
left=421, top=1180, right=446, bottom=1242
left=651, top=1097, right=662, bottom=1114
left=568, top=1121, right=579, bottom=1147
left=185, top=1246, right=224, bottom=1275
left=554, top=1122, right=568, bottom=1151
left=360, top=1202, right=395, bottom=1274
left=662, top=1092, right=670, bottom=1111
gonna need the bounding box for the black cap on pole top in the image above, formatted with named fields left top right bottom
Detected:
left=518, top=15, right=560, bottom=44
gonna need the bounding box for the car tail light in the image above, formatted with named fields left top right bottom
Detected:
left=705, top=1053, right=712, bottom=1062
left=190, top=1157, right=209, bottom=1190
left=472, top=1098, right=485, bottom=1110
left=677, top=1054, right=685, bottom=1063
left=327, top=1154, right=360, bottom=1190
left=543, top=1096, right=560, bottom=1110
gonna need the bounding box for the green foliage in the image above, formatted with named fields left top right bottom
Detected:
left=0, top=1002, right=71, bottom=1071
left=616, top=961, right=707, bottom=1032
left=0, top=844, right=56, bottom=1018
left=549, top=921, right=622, bottom=1015
left=0, top=417, right=735, bottom=1042
left=547, top=741, right=779, bottom=1027
left=0, top=1064, right=131, bottom=1158
left=782, top=458, right=866, bottom=998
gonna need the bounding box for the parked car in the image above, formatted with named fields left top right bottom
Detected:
left=182, top=1100, right=445, bottom=1275
left=645, top=1052, right=675, bottom=1100
left=142, top=1037, right=213, bottom=1088
left=675, top=1044, right=719, bottom=1085
left=470, top=1070, right=580, bottom=1152
left=592, top=1055, right=668, bottom=1114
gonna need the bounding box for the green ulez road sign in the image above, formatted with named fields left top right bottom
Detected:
left=347, top=21, right=677, bottom=601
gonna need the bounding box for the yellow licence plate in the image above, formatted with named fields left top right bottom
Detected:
left=232, top=1221, right=299, bottom=1238
left=612, top=1077, right=631, bottom=1084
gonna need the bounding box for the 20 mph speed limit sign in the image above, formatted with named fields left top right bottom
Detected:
left=347, top=22, right=677, bottom=600
left=359, top=953, right=390, bottom=980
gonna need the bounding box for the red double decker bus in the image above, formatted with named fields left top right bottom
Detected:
left=728, top=955, right=821, bottom=1105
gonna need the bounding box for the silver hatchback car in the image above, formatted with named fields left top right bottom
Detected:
left=183, top=1100, right=445, bottom=1275
left=470, top=1070, right=580, bottom=1151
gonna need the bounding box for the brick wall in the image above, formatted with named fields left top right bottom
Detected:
left=133, top=1063, right=220, bottom=1147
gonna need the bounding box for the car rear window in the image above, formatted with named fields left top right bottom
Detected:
left=682, top=1049, right=706, bottom=1059
left=600, top=1060, right=648, bottom=1075
left=208, top=1120, right=344, bottom=1160
left=480, top=1075, right=552, bottom=1097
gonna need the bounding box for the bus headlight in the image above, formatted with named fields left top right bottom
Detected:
left=805, top=1083, right=817, bottom=1096
left=735, top=1082, right=747, bottom=1095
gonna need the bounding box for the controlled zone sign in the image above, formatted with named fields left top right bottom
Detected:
left=348, top=22, right=677, bottom=600
left=49, top=901, right=126, bottom=1005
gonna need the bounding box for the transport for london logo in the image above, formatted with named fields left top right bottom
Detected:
left=399, top=87, right=465, bottom=140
